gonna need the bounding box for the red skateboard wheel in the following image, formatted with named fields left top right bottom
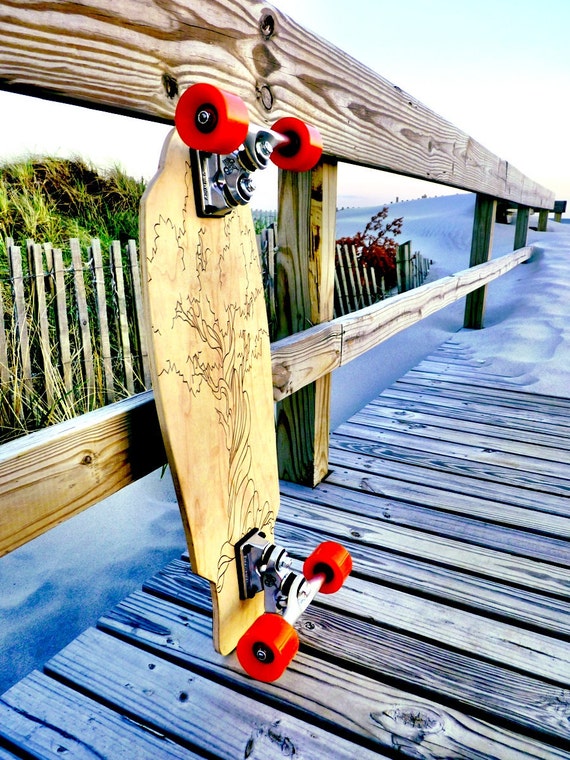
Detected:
left=303, top=541, right=352, bottom=594
left=270, top=117, right=323, bottom=172
left=175, top=83, right=249, bottom=154
left=236, top=613, right=299, bottom=682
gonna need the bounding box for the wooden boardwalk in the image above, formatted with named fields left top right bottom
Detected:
left=1, top=339, right=569, bottom=759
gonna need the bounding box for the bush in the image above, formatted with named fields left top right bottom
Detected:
left=337, top=206, right=403, bottom=290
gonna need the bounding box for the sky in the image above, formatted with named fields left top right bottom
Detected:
left=1, top=0, right=569, bottom=208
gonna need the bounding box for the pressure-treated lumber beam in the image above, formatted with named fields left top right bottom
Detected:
left=275, top=160, right=337, bottom=486
left=514, top=206, right=530, bottom=250
left=464, top=194, right=497, bottom=329
left=0, top=391, right=165, bottom=557
left=0, top=0, right=554, bottom=208
left=271, top=245, right=534, bottom=398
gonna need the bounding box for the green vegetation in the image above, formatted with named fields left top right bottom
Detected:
left=0, top=159, right=280, bottom=442
left=0, top=156, right=145, bottom=267
left=0, top=157, right=146, bottom=441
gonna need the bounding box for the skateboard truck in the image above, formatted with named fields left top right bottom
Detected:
left=189, top=126, right=287, bottom=217
left=175, top=83, right=323, bottom=217
left=235, top=529, right=352, bottom=682
left=236, top=528, right=322, bottom=618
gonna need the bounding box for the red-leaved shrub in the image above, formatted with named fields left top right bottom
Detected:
left=337, top=207, right=403, bottom=290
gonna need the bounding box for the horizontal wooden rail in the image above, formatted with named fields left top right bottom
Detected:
left=0, top=245, right=532, bottom=556
left=271, top=245, right=534, bottom=400
left=0, top=392, right=165, bottom=557
left=0, top=0, right=554, bottom=208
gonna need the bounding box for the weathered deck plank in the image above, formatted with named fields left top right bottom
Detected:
left=280, top=478, right=570, bottom=566
left=0, top=671, right=200, bottom=759
left=335, top=420, right=570, bottom=485
left=384, top=385, right=570, bottom=433
left=44, top=628, right=385, bottom=759
left=2, top=339, right=569, bottom=759
left=97, top=587, right=570, bottom=754
left=348, top=404, right=570, bottom=462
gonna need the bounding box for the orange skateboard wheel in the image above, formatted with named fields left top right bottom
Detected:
left=237, top=613, right=299, bottom=682
left=303, top=541, right=352, bottom=594
left=270, top=117, right=323, bottom=172
left=175, top=83, right=249, bottom=154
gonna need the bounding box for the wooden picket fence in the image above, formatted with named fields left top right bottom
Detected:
left=257, top=223, right=278, bottom=338
left=0, top=226, right=432, bottom=438
left=0, top=237, right=150, bottom=440
left=334, top=240, right=431, bottom=317
left=257, top=225, right=431, bottom=325
left=334, top=242, right=385, bottom=316
left=396, top=240, right=432, bottom=293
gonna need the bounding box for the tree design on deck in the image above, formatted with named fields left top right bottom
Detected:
left=147, top=158, right=275, bottom=594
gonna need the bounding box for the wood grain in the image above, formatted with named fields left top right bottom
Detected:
left=514, top=205, right=530, bottom=249
left=0, top=246, right=539, bottom=558
left=271, top=245, right=534, bottom=398
left=464, top=194, right=497, bottom=328
left=45, top=627, right=384, bottom=760
left=0, top=390, right=165, bottom=557
left=0, top=0, right=554, bottom=207
left=0, top=670, right=198, bottom=759
left=139, top=129, right=279, bottom=654
left=137, top=564, right=570, bottom=753
left=275, top=160, right=337, bottom=485
left=99, top=588, right=570, bottom=755
left=278, top=494, right=570, bottom=600
left=354, top=400, right=570, bottom=465
left=326, top=458, right=570, bottom=537
left=3, top=340, right=569, bottom=760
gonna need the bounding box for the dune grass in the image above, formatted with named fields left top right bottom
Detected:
left=0, top=156, right=145, bottom=268
left=0, top=157, right=146, bottom=440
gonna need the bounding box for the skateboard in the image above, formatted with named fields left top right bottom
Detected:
left=140, top=83, right=351, bottom=681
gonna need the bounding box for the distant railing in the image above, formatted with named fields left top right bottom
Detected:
left=259, top=224, right=431, bottom=325
left=0, top=237, right=150, bottom=441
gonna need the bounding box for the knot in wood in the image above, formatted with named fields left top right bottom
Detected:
left=245, top=720, right=295, bottom=758
left=371, top=704, right=444, bottom=745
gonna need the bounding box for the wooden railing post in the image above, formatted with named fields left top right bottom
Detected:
left=514, top=206, right=530, bottom=250
left=464, top=194, right=497, bottom=329
left=538, top=209, right=549, bottom=231
left=275, top=159, right=338, bottom=486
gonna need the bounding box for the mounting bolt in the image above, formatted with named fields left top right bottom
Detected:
left=259, top=12, right=276, bottom=39
left=258, top=84, right=274, bottom=112
left=254, top=643, right=274, bottom=663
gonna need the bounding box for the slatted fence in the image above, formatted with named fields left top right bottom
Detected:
left=334, top=242, right=383, bottom=315
left=333, top=241, right=431, bottom=317
left=259, top=224, right=431, bottom=323
left=257, top=223, right=278, bottom=338
left=0, top=237, right=150, bottom=440
left=396, top=240, right=432, bottom=293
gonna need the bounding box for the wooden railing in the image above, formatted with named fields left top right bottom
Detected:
left=0, top=0, right=555, bottom=556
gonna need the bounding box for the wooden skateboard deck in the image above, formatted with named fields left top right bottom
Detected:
left=140, top=128, right=280, bottom=655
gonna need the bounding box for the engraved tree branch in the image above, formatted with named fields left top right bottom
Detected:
left=161, top=191, right=275, bottom=592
